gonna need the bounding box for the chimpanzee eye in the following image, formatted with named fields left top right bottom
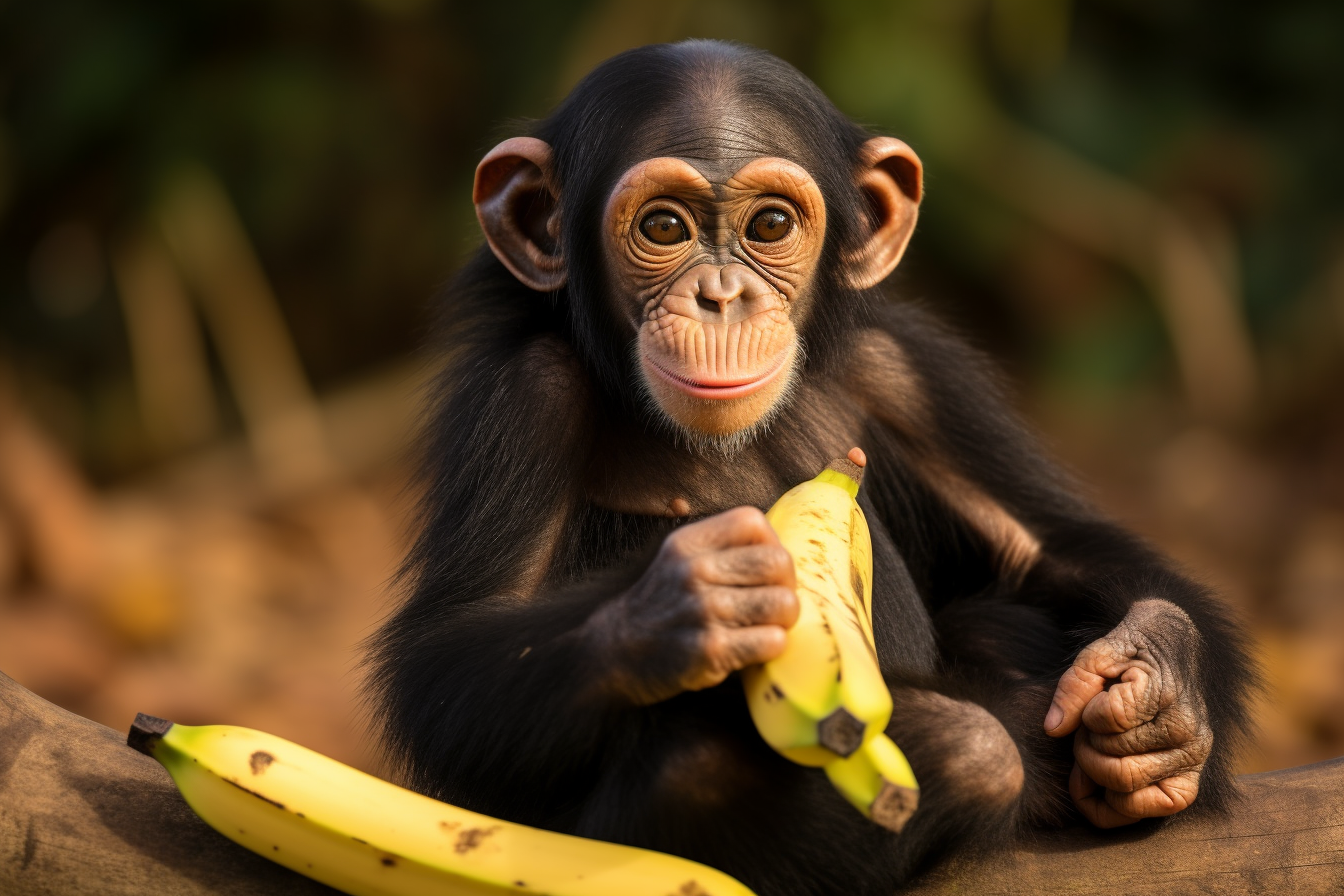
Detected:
left=640, top=212, right=689, bottom=245
left=747, top=209, right=792, bottom=242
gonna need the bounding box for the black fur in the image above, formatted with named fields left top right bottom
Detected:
left=366, top=40, right=1256, bottom=896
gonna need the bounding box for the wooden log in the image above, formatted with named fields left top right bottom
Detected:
left=904, top=755, right=1344, bottom=896
left=3, top=668, right=1343, bottom=895
left=0, top=670, right=340, bottom=895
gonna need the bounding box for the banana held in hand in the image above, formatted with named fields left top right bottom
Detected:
left=128, top=715, right=756, bottom=896
left=742, top=450, right=919, bottom=832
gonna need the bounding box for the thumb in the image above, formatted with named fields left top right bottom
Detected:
left=1045, top=649, right=1114, bottom=737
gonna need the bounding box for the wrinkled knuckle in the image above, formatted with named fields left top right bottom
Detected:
left=1105, top=791, right=1150, bottom=820
left=1192, top=729, right=1214, bottom=761
left=767, top=544, right=794, bottom=575
left=694, top=586, right=727, bottom=622
left=1073, top=643, right=1102, bottom=665
left=1110, top=690, right=1141, bottom=728
left=1118, top=758, right=1151, bottom=793
left=1073, top=644, right=1113, bottom=674
left=1072, top=746, right=1099, bottom=780
left=1170, top=771, right=1201, bottom=806
left=759, top=626, right=788, bottom=659
left=698, top=628, right=728, bottom=667
left=1084, top=729, right=1130, bottom=759
left=1128, top=600, right=1198, bottom=650
left=746, top=627, right=784, bottom=665
left=1176, top=742, right=1210, bottom=774
left=1126, top=723, right=1171, bottom=755
left=727, top=505, right=767, bottom=530
left=684, top=553, right=715, bottom=586
left=772, top=586, right=801, bottom=620
left=681, top=664, right=723, bottom=693
left=1138, top=773, right=1199, bottom=817
left=1159, top=707, right=1202, bottom=747
left=738, top=505, right=769, bottom=524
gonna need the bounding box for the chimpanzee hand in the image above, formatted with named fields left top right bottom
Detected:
left=1044, top=599, right=1214, bottom=828
left=585, top=506, right=799, bottom=707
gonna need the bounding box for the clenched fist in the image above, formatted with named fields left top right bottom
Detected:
left=586, top=506, right=800, bottom=707
left=1045, top=599, right=1214, bottom=828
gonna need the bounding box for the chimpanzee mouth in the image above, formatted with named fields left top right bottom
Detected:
left=644, top=348, right=791, bottom=400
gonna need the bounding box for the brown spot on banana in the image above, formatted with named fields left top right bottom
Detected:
left=454, top=826, right=500, bottom=854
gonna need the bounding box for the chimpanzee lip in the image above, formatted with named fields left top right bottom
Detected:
left=644, top=349, right=790, bottom=400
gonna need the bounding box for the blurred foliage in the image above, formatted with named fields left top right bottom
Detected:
left=1, top=0, right=1343, bottom=479
left=2, top=0, right=1344, bottom=775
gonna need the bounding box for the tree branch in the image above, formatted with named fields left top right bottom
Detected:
left=902, top=756, right=1344, bottom=894
left=0, top=669, right=340, bottom=895
left=3, top=669, right=1342, bottom=895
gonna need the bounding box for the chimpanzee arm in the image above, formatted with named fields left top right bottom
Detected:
left=856, top=304, right=1255, bottom=822
left=364, top=323, right=610, bottom=821
left=368, top=313, right=797, bottom=825
left=372, top=514, right=798, bottom=828
left=373, top=563, right=675, bottom=827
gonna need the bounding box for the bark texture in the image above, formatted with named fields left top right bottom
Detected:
left=0, top=670, right=339, bottom=896
left=906, top=754, right=1344, bottom=895
left=2, top=669, right=1342, bottom=895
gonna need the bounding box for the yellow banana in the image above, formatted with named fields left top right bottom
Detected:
left=742, top=455, right=919, bottom=832
left=128, top=714, right=757, bottom=896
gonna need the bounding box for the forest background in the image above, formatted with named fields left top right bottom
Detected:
left=1, top=0, right=1342, bottom=778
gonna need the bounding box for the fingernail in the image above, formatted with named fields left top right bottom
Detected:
left=1044, top=704, right=1063, bottom=731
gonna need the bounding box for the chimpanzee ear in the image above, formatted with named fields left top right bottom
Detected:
left=845, top=136, right=923, bottom=290
left=474, top=137, right=567, bottom=292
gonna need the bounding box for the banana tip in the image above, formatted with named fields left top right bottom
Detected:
left=825, top=455, right=864, bottom=488
left=871, top=781, right=919, bottom=833
left=817, top=707, right=866, bottom=757
left=128, top=712, right=174, bottom=756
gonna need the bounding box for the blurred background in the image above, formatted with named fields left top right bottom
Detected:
left=1, top=0, right=1341, bottom=777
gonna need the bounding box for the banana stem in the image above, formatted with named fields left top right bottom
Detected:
left=825, top=455, right=865, bottom=487
left=128, top=712, right=174, bottom=756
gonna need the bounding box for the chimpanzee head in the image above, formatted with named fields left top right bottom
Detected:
left=473, top=40, right=921, bottom=451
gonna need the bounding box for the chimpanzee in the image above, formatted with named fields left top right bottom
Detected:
left=366, top=40, right=1254, bottom=895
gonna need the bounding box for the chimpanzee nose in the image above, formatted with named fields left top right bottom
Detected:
left=693, top=265, right=747, bottom=317
left=696, top=296, right=728, bottom=314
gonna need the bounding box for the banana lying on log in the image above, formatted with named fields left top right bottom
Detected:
left=125, top=452, right=912, bottom=895
left=742, top=451, right=919, bottom=833
left=128, top=715, right=756, bottom=896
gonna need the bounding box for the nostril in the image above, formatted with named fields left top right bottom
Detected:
left=696, top=296, right=721, bottom=315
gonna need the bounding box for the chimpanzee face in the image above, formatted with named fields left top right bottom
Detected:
left=601, top=155, right=827, bottom=442
left=473, top=117, right=919, bottom=451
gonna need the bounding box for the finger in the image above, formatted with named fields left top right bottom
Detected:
left=1078, top=666, right=1160, bottom=734
left=1083, top=708, right=1208, bottom=760
left=1046, top=634, right=1139, bottom=736
left=670, top=506, right=778, bottom=555
left=703, top=585, right=800, bottom=628
left=1073, top=730, right=1200, bottom=794
left=1097, top=770, right=1201, bottom=820
left=722, top=624, right=790, bottom=668
left=691, top=543, right=796, bottom=588
left=1070, top=764, right=1142, bottom=829
left=1045, top=662, right=1108, bottom=737
left=688, top=625, right=788, bottom=689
